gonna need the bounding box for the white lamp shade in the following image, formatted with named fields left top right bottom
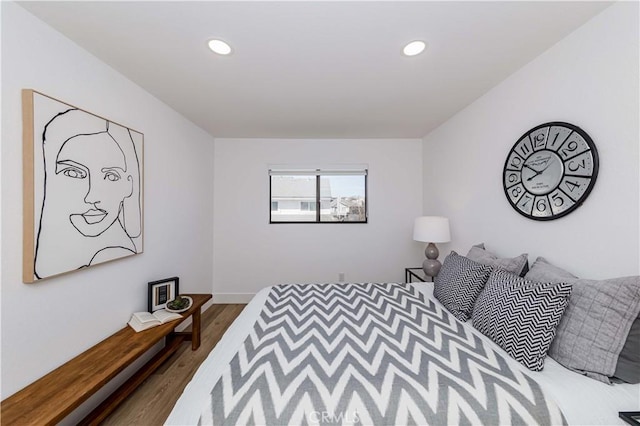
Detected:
left=413, top=216, right=451, bottom=243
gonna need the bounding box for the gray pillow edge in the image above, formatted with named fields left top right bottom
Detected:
left=525, top=256, right=578, bottom=283
left=614, top=314, right=640, bottom=383
left=549, top=276, right=640, bottom=383
left=466, top=244, right=529, bottom=277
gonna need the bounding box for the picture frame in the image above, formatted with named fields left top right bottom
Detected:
left=620, top=412, right=640, bottom=426
left=22, top=89, right=144, bottom=283
left=148, top=277, right=179, bottom=312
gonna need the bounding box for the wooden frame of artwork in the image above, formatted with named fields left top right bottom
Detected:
left=22, top=89, right=144, bottom=283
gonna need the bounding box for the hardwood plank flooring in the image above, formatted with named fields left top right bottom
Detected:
left=102, top=304, right=245, bottom=426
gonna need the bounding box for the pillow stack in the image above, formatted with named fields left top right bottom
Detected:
left=526, top=257, right=640, bottom=384
left=434, top=244, right=570, bottom=372
left=472, top=269, right=572, bottom=371
left=432, top=247, right=640, bottom=380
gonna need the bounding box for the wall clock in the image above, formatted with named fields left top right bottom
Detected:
left=503, top=121, right=598, bottom=221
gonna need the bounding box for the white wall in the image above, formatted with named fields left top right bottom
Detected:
left=1, top=2, right=215, bottom=420
left=213, top=138, right=424, bottom=300
left=422, top=2, right=639, bottom=279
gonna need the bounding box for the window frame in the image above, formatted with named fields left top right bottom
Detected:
left=269, top=169, right=368, bottom=224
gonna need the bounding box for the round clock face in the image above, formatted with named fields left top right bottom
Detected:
left=503, top=122, right=598, bottom=220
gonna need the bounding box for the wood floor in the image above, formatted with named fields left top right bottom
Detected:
left=102, top=304, right=245, bottom=426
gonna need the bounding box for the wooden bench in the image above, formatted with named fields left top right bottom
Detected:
left=1, top=293, right=212, bottom=425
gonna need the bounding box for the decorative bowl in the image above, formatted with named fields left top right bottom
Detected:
left=165, top=295, right=193, bottom=313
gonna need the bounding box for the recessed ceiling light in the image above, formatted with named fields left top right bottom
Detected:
left=403, top=40, right=426, bottom=57
left=208, top=39, right=232, bottom=55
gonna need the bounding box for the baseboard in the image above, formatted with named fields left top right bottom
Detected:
left=211, top=293, right=255, bottom=304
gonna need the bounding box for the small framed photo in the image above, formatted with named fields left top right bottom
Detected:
left=148, top=277, right=179, bottom=312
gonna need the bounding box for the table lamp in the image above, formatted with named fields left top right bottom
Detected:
left=413, top=216, right=451, bottom=277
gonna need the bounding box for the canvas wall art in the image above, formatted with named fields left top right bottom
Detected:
left=23, top=90, right=144, bottom=282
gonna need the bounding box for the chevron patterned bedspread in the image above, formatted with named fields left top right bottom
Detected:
left=199, top=282, right=566, bottom=425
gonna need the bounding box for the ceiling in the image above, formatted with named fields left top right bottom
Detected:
left=19, top=1, right=611, bottom=139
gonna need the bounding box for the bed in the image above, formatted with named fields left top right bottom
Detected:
left=166, top=281, right=640, bottom=425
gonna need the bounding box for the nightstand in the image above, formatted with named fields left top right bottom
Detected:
left=405, top=267, right=433, bottom=283
left=620, top=412, right=640, bottom=426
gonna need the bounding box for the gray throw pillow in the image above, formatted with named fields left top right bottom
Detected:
left=434, top=251, right=493, bottom=322
left=467, top=243, right=529, bottom=277
left=525, top=257, right=578, bottom=284
left=472, top=269, right=572, bottom=371
left=526, top=257, right=640, bottom=383
left=614, top=314, right=640, bottom=383
left=548, top=275, right=640, bottom=383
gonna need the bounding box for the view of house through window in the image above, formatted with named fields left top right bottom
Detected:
left=270, top=169, right=367, bottom=223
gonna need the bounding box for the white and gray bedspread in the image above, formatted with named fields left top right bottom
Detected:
left=198, top=282, right=566, bottom=425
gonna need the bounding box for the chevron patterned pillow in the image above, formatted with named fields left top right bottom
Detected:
left=434, top=251, right=493, bottom=322
left=472, top=269, right=572, bottom=371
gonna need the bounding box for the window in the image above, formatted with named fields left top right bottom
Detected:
left=269, top=168, right=367, bottom=223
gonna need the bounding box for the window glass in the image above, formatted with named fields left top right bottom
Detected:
left=320, top=175, right=366, bottom=222
left=270, top=175, right=317, bottom=222
left=300, top=201, right=316, bottom=211
left=270, top=170, right=367, bottom=223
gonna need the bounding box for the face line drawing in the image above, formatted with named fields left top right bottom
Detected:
left=60, top=132, right=131, bottom=236
left=122, top=127, right=142, bottom=239
left=88, top=245, right=136, bottom=266
left=101, top=166, right=126, bottom=182
left=33, top=108, right=78, bottom=278
left=33, top=105, right=142, bottom=280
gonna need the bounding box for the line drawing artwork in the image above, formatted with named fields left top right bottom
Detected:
left=27, top=92, right=143, bottom=281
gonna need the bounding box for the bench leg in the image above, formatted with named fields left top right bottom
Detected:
left=171, top=307, right=203, bottom=350
left=191, top=307, right=202, bottom=350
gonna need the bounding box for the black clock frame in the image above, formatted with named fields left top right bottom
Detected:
left=503, top=121, right=599, bottom=221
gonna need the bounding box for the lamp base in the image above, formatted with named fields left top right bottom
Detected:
left=423, top=258, right=442, bottom=277
left=425, top=242, right=439, bottom=260
left=423, top=242, right=441, bottom=277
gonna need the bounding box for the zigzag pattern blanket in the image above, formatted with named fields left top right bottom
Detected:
left=199, top=283, right=566, bottom=425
